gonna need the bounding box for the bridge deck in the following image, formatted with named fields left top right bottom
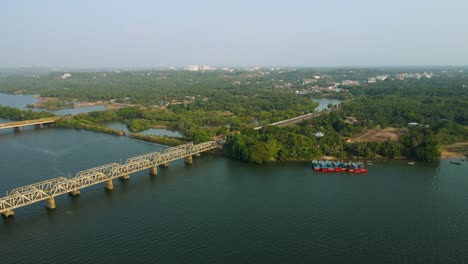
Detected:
left=0, top=141, right=220, bottom=215
left=0, top=117, right=59, bottom=130
left=254, top=112, right=318, bottom=130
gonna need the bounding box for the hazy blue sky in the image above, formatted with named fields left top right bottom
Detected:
left=1, top=0, right=467, bottom=68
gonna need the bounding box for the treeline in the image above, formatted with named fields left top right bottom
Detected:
left=225, top=125, right=441, bottom=163
left=338, top=96, right=468, bottom=129
left=0, top=70, right=319, bottom=125
left=0, top=106, right=55, bottom=120
left=344, top=128, right=440, bottom=162
left=224, top=126, right=333, bottom=164
left=348, top=76, right=468, bottom=98
left=311, top=95, right=468, bottom=145
left=0, top=70, right=308, bottom=106
left=27, top=98, right=74, bottom=111
left=64, top=107, right=213, bottom=143
left=128, top=134, right=187, bottom=146
left=2, top=69, right=466, bottom=162
left=56, top=118, right=125, bottom=136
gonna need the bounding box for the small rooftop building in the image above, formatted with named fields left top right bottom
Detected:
left=314, top=132, right=325, bottom=138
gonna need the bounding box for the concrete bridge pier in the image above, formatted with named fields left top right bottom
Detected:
left=104, top=179, right=114, bottom=190
left=185, top=155, right=193, bottom=165
left=149, top=166, right=157, bottom=176
left=68, top=189, right=80, bottom=197
left=159, top=163, right=169, bottom=168
left=119, top=175, right=130, bottom=181
left=34, top=123, right=44, bottom=129
left=13, top=127, right=20, bottom=133
left=1, top=209, right=14, bottom=218
left=195, top=153, right=201, bottom=157
left=45, top=197, right=56, bottom=210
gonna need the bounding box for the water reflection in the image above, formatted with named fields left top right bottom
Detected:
left=312, top=98, right=343, bottom=111
left=0, top=93, right=107, bottom=116
left=0, top=93, right=38, bottom=109
left=52, top=105, right=107, bottom=116
left=104, top=121, right=183, bottom=138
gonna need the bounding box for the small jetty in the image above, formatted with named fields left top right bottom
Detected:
left=312, top=160, right=368, bottom=173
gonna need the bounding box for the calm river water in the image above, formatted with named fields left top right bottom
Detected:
left=0, top=127, right=467, bottom=263
left=0, top=93, right=106, bottom=115
left=1, top=94, right=468, bottom=263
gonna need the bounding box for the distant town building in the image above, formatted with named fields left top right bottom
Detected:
left=61, top=73, right=71, bottom=79
left=188, top=65, right=199, bottom=71
left=376, top=75, right=389, bottom=81
left=368, top=77, right=377, bottom=83
left=295, top=90, right=309, bottom=95
left=396, top=73, right=406, bottom=80
left=342, top=80, right=360, bottom=86
left=314, top=132, right=325, bottom=137
left=345, top=117, right=358, bottom=124
left=202, top=65, right=215, bottom=71
left=396, top=72, right=430, bottom=80
left=302, top=79, right=317, bottom=85
left=222, top=67, right=234, bottom=72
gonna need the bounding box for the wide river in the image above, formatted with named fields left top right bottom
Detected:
left=1, top=94, right=468, bottom=263
left=0, top=125, right=467, bottom=263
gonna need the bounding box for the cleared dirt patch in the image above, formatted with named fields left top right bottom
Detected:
left=440, top=142, right=468, bottom=158
left=351, top=128, right=400, bottom=143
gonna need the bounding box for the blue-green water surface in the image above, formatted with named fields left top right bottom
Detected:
left=0, top=125, right=467, bottom=263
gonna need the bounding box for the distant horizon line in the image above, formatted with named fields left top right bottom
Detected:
left=0, top=65, right=467, bottom=72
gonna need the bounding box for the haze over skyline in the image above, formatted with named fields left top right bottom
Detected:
left=1, top=0, right=467, bottom=68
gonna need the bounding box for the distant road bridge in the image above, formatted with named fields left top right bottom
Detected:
left=0, top=141, right=220, bottom=217
left=254, top=111, right=330, bottom=130
left=0, top=117, right=59, bottom=133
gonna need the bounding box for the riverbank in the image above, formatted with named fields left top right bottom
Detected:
left=56, top=118, right=126, bottom=136
left=2, top=124, right=468, bottom=263
left=31, top=95, right=134, bottom=111
left=128, top=133, right=187, bottom=146
left=440, top=142, right=468, bottom=158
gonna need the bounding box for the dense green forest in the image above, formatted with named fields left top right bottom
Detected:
left=0, top=106, right=55, bottom=120
left=1, top=68, right=467, bottom=163
left=224, top=71, right=468, bottom=163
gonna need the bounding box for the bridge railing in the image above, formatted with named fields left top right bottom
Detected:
left=75, top=163, right=121, bottom=177
left=0, top=141, right=220, bottom=214
left=9, top=177, right=68, bottom=196
left=0, top=117, right=60, bottom=129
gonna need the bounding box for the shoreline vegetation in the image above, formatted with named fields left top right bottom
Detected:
left=1, top=68, right=467, bottom=163
left=128, top=133, right=187, bottom=146
left=440, top=142, right=468, bottom=158
left=0, top=105, right=466, bottom=161
left=26, top=96, right=134, bottom=111
left=55, top=118, right=126, bottom=136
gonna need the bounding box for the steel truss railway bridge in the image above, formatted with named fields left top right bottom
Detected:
left=0, top=141, right=220, bottom=217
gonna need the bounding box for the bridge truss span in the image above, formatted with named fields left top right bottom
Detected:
left=0, top=141, right=220, bottom=217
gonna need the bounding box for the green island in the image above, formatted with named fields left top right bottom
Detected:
left=0, top=67, right=467, bottom=163
left=26, top=98, right=74, bottom=111
left=128, top=133, right=187, bottom=146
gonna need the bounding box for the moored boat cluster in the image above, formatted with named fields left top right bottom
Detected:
left=312, top=160, right=368, bottom=173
